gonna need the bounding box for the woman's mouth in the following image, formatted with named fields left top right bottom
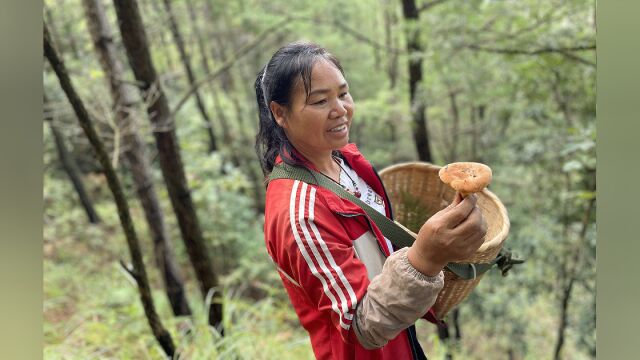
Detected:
left=328, top=124, right=347, bottom=133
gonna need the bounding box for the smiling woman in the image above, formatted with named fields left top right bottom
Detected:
left=269, top=59, right=354, bottom=182
left=254, top=41, right=487, bottom=360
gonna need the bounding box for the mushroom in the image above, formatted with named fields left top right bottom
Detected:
left=438, top=162, right=492, bottom=198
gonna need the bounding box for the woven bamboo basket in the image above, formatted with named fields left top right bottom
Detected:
left=379, top=162, right=510, bottom=319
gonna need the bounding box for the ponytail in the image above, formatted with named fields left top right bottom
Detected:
left=254, top=65, right=298, bottom=178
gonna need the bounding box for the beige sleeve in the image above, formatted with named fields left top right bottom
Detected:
left=352, top=247, right=444, bottom=349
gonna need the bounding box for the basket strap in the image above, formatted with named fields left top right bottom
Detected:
left=270, top=163, right=415, bottom=248
left=269, top=163, right=504, bottom=280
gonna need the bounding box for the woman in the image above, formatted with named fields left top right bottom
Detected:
left=255, top=41, right=487, bottom=360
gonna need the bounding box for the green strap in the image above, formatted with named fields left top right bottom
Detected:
left=270, top=163, right=416, bottom=248
left=269, top=163, right=507, bottom=280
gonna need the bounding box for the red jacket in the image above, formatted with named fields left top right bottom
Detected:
left=264, top=143, right=435, bottom=359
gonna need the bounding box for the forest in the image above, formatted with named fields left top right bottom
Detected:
left=43, top=0, right=596, bottom=359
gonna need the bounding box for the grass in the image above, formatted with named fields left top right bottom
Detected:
left=43, top=175, right=592, bottom=359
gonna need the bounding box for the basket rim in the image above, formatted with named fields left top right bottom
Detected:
left=379, top=161, right=510, bottom=257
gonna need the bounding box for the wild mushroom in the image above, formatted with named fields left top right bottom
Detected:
left=438, top=162, right=492, bottom=197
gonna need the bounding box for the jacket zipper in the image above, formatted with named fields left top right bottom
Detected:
left=337, top=210, right=425, bottom=359
left=338, top=157, right=425, bottom=359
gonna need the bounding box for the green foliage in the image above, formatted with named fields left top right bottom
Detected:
left=44, top=0, right=595, bottom=358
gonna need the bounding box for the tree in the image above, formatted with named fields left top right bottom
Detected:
left=400, top=0, right=436, bottom=162
left=383, top=0, right=400, bottom=89
left=161, top=0, right=218, bottom=153
left=185, top=0, right=235, bottom=152
left=44, top=94, right=101, bottom=224
left=111, top=0, right=223, bottom=332
left=44, top=23, right=175, bottom=357
left=81, top=0, right=191, bottom=317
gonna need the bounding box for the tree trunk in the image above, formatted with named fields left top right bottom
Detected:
left=111, top=0, right=223, bottom=332
left=554, top=197, right=595, bottom=360
left=204, top=1, right=234, bottom=92
left=206, top=15, right=254, bottom=136
left=452, top=307, right=462, bottom=340
left=497, top=100, right=512, bottom=139
left=448, top=91, right=460, bottom=162
left=553, top=277, right=574, bottom=360
left=551, top=70, right=575, bottom=128
left=201, top=9, right=266, bottom=212
left=82, top=0, right=191, bottom=317
left=161, top=0, right=218, bottom=153
left=401, top=0, right=432, bottom=162
left=44, top=24, right=176, bottom=357
left=53, top=0, right=81, bottom=60
left=476, top=104, right=487, bottom=163
left=209, top=22, right=250, bottom=133
left=44, top=5, right=64, bottom=57
left=436, top=321, right=453, bottom=360
left=435, top=308, right=460, bottom=360
left=184, top=0, right=234, bottom=150
left=383, top=0, right=399, bottom=89
left=44, top=97, right=101, bottom=224
left=372, top=10, right=382, bottom=71
left=470, top=105, right=478, bottom=161
left=145, top=0, right=176, bottom=72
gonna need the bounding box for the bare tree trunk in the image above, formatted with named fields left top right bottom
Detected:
left=44, top=24, right=176, bottom=357
left=185, top=0, right=234, bottom=149
left=554, top=197, right=595, bottom=360
left=452, top=308, right=462, bottom=340
left=436, top=321, right=453, bottom=360
left=554, top=277, right=574, bottom=360
left=111, top=0, right=223, bottom=332
left=201, top=9, right=266, bottom=212
left=448, top=91, right=460, bottom=162
left=388, top=119, right=398, bottom=144
left=206, top=15, right=253, bottom=138
left=204, top=1, right=234, bottom=92
left=401, top=0, right=432, bottom=162
left=184, top=0, right=255, bottom=206
left=44, top=5, right=64, bottom=56
left=372, top=10, right=382, bottom=71
left=82, top=0, right=191, bottom=317
left=551, top=69, right=575, bottom=128
left=435, top=307, right=460, bottom=360
left=554, top=189, right=573, bottom=360
left=210, top=23, right=250, bottom=135
left=383, top=0, right=399, bottom=89
left=53, top=0, right=81, bottom=60
left=161, top=0, right=218, bottom=153
left=145, top=0, right=177, bottom=72
left=44, top=97, right=101, bottom=224
left=470, top=104, right=478, bottom=161
left=476, top=104, right=487, bottom=163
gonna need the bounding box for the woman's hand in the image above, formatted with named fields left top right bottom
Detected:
left=407, top=193, right=488, bottom=276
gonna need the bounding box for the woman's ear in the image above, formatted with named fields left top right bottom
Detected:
left=270, top=101, right=288, bottom=129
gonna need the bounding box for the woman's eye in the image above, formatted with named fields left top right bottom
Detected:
left=313, top=99, right=327, bottom=105
left=339, top=92, right=349, bottom=98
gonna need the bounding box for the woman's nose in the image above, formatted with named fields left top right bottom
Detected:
left=330, top=99, right=348, bottom=118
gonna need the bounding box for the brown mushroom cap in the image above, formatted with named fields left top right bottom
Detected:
left=438, top=162, right=493, bottom=196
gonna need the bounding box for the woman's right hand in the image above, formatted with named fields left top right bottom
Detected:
left=407, top=193, right=487, bottom=276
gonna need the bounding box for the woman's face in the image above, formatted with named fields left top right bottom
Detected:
left=271, top=59, right=354, bottom=156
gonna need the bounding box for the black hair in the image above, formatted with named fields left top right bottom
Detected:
left=254, top=41, right=345, bottom=179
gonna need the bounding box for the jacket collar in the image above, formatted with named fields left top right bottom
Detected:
left=273, top=143, right=394, bottom=255
left=274, top=143, right=369, bottom=175
left=273, top=143, right=390, bottom=216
